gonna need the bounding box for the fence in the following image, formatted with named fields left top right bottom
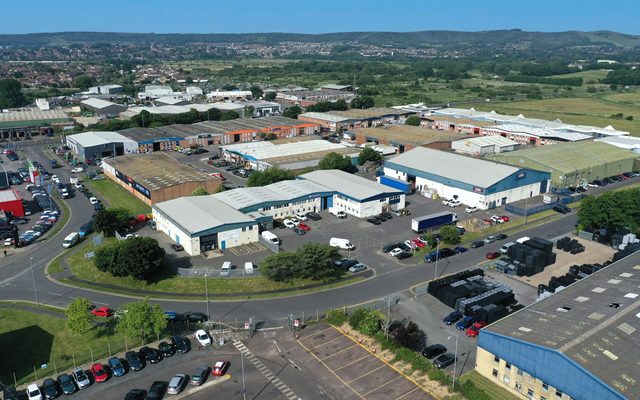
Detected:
left=257, top=235, right=280, bottom=253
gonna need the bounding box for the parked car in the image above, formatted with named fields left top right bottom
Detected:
left=294, top=212, right=308, bottom=221
left=167, top=374, right=187, bottom=395
left=396, top=251, right=412, bottom=260
left=443, top=310, right=463, bottom=325
left=466, top=322, right=487, bottom=338
left=72, top=368, right=91, bottom=389
left=334, top=258, right=359, bottom=270
left=553, top=204, right=572, bottom=214
left=108, top=357, right=126, bottom=377
left=448, top=199, right=461, bottom=207
left=159, top=341, right=175, bottom=357
left=195, top=329, right=212, bottom=346
left=439, top=248, right=456, bottom=258
left=190, top=367, right=209, bottom=386
left=146, top=381, right=168, bottom=400
left=91, top=363, right=109, bottom=382
left=41, top=378, right=60, bottom=399
left=366, top=217, right=381, bottom=225
left=283, top=219, right=296, bottom=229
left=170, top=243, right=184, bottom=251
left=456, top=316, right=475, bottom=330
left=383, top=243, right=401, bottom=253
left=91, top=306, right=113, bottom=317
left=297, top=222, right=311, bottom=231
left=305, top=212, right=322, bottom=221
left=139, top=346, right=161, bottom=364
left=125, top=351, right=143, bottom=371
left=464, top=206, right=479, bottom=213
left=293, top=227, right=306, bottom=235
left=389, top=248, right=403, bottom=257
left=483, top=235, right=499, bottom=244
left=172, top=335, right=191, bottom=354
left=212, top=361, right=230, bottom=376
left=421, top=344, right=447, bottom=359
left=496, top=233, right=508, bottom=240
left=185, top=312, right=208, bottom=323
left=56, top=374, right=76, bottom=395
left=348, top=263, right=367, bottom=273
left=89, top=197, right=99, bottom=205
left=433, top=353, right=456, bottom=369
left=123, top=389, right=147, bottom=400
left=486, top=251, right=501, bottom=260
left=453, top=246, right=468, bottom=254
left=26, top=384, right=42, bottom=400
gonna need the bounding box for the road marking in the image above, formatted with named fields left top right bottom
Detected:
left=273, top=339, right=282, bottom=353
left=299, top=326, right=333, bottom=339
left=363, top=375, right=402, bottom=396
left=320, top=344, right=357, bottom=361
left=232, top=339, right=299, bottom=400
left=395, top=387, right=419, bottom=400
left=347, top=364, right=385, bottom=383
left=176, top=373, right=231, bottom=398
left=257, top=326, right=285, bottom=331
left=334, top=354, right=371, bottom=371
left=287, top=358, right=302, bottom=371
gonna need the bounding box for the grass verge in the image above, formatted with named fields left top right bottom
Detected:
left=84, top=178, right=151, bottom=215
left=459, top=370, right=521, bottom=400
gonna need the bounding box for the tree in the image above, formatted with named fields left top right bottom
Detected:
left=440, top=226, right=461, bottom=245
left=578, top=188, right=640, bottom=234
left=65, top=297, right=93, bottom=335
left=261, top=252, right=299, bottom=282
left=350, top=96, right=375, bottom=109
left=95, top=208, right=131, bottom=237
left=244, top=105, right=255, bottom=118
left=191, top=187, right=209, bottom=196
left=116, top=299, right=167, bottom=343
left=247, top=167, right=295, bottom=187
left=249, top=86, right=263, bottom=99
left=220, top=110, right=239, bottom=121
left=0, top=79, right=26, bottom=108
left=95, top=237, right=166, bottom=280
left=283, top=106, right=302, bottom=119
left=264, top=92, right=277, bottom=101
left=265, top=132, right=278, bottom=140
left=358, top=147, right=383, bottom=165
left=318, top=152, right=352, bottom=171
left=421, top=233, right=438, bottom=248
left=294, top=243, right=342, bottom=281
left=405, top=115, right=421, bottom=126
left=73, top=75, right=96, bottom=90
left=393, top=321, right=426, bottom=351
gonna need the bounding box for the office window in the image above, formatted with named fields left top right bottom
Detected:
left=505, top=363, right=511, bottom=370
left=492, top=369, right=498, bottom=378
left=517, top=369, right=524, bottom=376
left=516, top=382, right=522, bottom=390
left=542, top=383, right=549, bottom=391
left=527, top=389, right=534, bottom=399
left=503, top=375, right=510, bottom=384
left=494, top=356, right=500, bottom=363
left=556, top=390, right=563, bottom=397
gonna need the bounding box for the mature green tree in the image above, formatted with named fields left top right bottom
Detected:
left=95, top=237, right=165, bottom=280
left=264, top=92, right=277, bottom=101
left=350, top=96, right=375, bottom=109
left=421, top=233, right=438, bottom=248
left=73, top=75, right=96, bottom=90
left=95, top=208, right=131, bottom=237
left=261, top=252, right=299, bottom=282
left=0, top=79, right=26, bottom=108
left=318, top=152, right=352, bottom=171
left=116, top=299, right=167, bottom=343
left=247, top=167, right=295, bottom=187
left=393, top=321, right=426, bottom=351
left=244, top=105, right=255, bottom=118
left=221, top=110, right=240, bottom=121
left=295, top=243, right=342, bottom=281
left=405, top=115, right=421, bottom=126
left=578, top=188, right=640, bottom=234
left=282, top=106, right=302, bottom=119
left=65, top=297, right=94, bottom=335
left=191, top=187, right=209, bottom=196
left=358, top=147, right=383, bottom=165
left=249, top=86, right=263, bottom=99
left=440, top=226, right=461, bottom=245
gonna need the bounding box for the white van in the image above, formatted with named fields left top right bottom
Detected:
left=329, top=237, right=355, bottom=250
left=244, top=262, right=254, bottom=275
left=261, top=231, right=280, bottom=244
left=62, top=232, right=80, bottom=248
left=499, top=242, right=516, bottom=255
left=220, top=261, right=231, bottom=277
left=329, top=208, right=347, bottom=218
left=516, top=236, right=530, bottom=244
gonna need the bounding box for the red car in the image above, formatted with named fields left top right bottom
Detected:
left=212, top=361, right=230, bottom=376
left=412, top=239, right=426, bottom=248
left=91, top=363, right=108, bottom=382
left=500, top=215, right=510, bottom=223
left=297, top=223, right=311, bottom=231
left=466, top=322, right=486, bottom=338
left=91, top=307, right=113, bottom=317
left=210, top=173, right=226, bottom=181
left=486, top=251, right=500, bottom=260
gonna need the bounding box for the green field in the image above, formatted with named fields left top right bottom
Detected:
left=550, top=69, right=609, bottom=82
left=460, top=370, right=521, bottom=400
left=85, top=177, right=151, bottom=215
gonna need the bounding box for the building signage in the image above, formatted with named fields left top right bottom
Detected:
left=114, top=170, right=151, bottom=199
left=473, top=187, right=484, bottom=194
left=517, top=172, right=526, bottom=179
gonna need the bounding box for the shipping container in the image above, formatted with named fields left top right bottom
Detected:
left=411, top=211, right=458, bottom=233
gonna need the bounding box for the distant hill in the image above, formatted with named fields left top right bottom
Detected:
left=1, top=29, right=639, bottom=49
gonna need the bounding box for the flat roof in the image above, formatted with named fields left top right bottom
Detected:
left=483, top=254, right=640, bottom=399
left=595, top=136, right=640, bottom=149
left=154, top=196, right=255, bottom=235
left=488, top=124, right=592, bottom=142
left=80, top=98, right=124, bottom=110
left=195, top=116, right=318, bottom=134
left=0, top=189, right=20, bottom=202
left=0, top=109, right=71, bottom=128
left=298, top=112, right=351, bottom=123
left=103, top=153, right=218, bottom=191
left=424, top=115, right=496, bottom=127
left=66, top=131, right=136, bottom=148
left=329, top=107, right=413, bottom=119
left=121, top=103, right=220, bottom=118
left=118, top=124, right=209, bottom=143
left=264, top=147, right=360, bottom=169
left=222, top=139, right=351, bottom=161
left=300, top=169, right=400, bottom=201
left=352, top=125, right=462, bottom=145
left=453, top=135, right=519, bottom=148
left=386, top=147, right=520, bottom=188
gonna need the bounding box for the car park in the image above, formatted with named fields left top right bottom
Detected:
left=172, top=335, right=191, bottom=354
left=159, top=341, right=175, bottom=357
left=433, top=353, right=456, bottom=369
left=41, top=378, right=59, bottom=399
left=190, top=367, right=209, bottom=386
left=466, top=321, right=486, bottom=337
left=167, top=374, right=187, bottom=395
left=195, top=329, right=212, bottom=346
left=108, top=357, right=126, bottom=377
left=139, top=346, right=161, bottom=364
left=422, top=344, right=447, bottom=359
left=124, top=389, right=147, bottom=400
left=57, top=374, right=76, bottom=395
left=26, top=383, right=42, bottom=400
left=125, top=351, right=143, bottom=371
left=91, top=363, right=109, bottom=382
left=348, top=263, right=367, bottom=273
left=212, top=361, right=230, bottom=376
left=443, top=310, right=462, bottom=325
left=72, top=368, right=91, bottom=389
left=91, top=306, right=113, bottom=317
left=146, top=381, right=168, bottom=400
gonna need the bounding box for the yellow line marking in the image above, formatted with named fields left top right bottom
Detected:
left=320, top=344, right=358, bottom=361
left=363, top=375, right=403, bottom=396
left=297, top=337, right=366, bottom=400
left=395, top=387, right=419, bottom=400
left=347, top=365, right=386, bottom=383
left=299, top=326, right=334, bottom=340
left=333, top=325, right=441, bottom=399
left=334, top=354, right=372, bottom=371
left=313, top=333, right=351, bottom=348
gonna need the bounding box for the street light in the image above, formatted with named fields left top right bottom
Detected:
left=434, top=239, right=440, bottom=280
left=452, top=332, right=459, bottom=390
left=204, top=273, right=209, bottom=320
left=30, top=257, right=39, bottom=307
left=241, top=351, right=247, bottom=400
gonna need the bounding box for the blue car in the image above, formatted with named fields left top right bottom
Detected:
left=108, top=357, right=126, bottom=377
left=453, top=246, right=468, bottom=254
left=456, top=315, right=475, bottom=330
left=443, top=311, right=463, bottom=325
left=424, top=251, right=440, bottom=263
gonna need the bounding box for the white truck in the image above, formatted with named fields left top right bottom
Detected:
left=261, top=230, right=280, bottom=244
left=329, top=237, right=355, bottom=250
left=329, top=207, right=347, bottom=218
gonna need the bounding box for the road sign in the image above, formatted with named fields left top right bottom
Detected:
left=293, top=319, right=300, bottom=327
left=244, top=321, right=250, bottom=330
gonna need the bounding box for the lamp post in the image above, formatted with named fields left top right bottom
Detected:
left=241, top=351, right=247, bottom=400
left=204, top=273, right=209, bottom=320
left=452, top=332, right=459, bottom=390
left=30, top=257, right=39, bottom=307
left=434, top=239, right=440, bottom=280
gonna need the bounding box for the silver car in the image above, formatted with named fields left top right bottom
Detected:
left=167, top=374, right=187, bottom=395
left=72, top=368, right=91, bottom=389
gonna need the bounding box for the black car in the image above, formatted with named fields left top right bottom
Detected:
left=305, top=212, right=322, bottom=221
left=1, top=386, right=19, bottom=400
left=146, top=381, right=168, bottom=400
left=553, top=204, right=571, bottom=214
left=42, top=378, right=60, bottom=399
left=496, top=233, right=508, bottom=240
left=366, top=218, right=381, bottom=225
left=592, top=180, right=605, bottom=186
left=381, top=212, right=392, bottom=220
left=171, top=335, right=191, bottom=354
left=422, top=344, right=447, bottom=359
left=470, top=240, right=485, bottom=248
left=439, top=248, right=456, bottom=258
left=433, top=353, right=456, bottom=369
left=396, top=251, right=412, bottom=260
left=57, top=373, right=76, bottom=395
left=334, top=258, right=359, bottom=270
left=139, top=346, right=161, bottom=364
left=376, top=214, right=388, bottom=222
left=383, top=243, right=402, bottom=253
left=124, top=389, right=147, bottom=400
left=293, top=227, right=306, bottom=235
left=397, top=242, right=412, bottom=251
left=125, top=350, right=144, bottom=371
left=159, top=341, right=175, bottom=357
left=185, top=312, right=208, bottom=323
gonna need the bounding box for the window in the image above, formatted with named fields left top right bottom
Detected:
left=556, top=390, right=563, bottom=397
left=542, top=382, right=549, bottom=390
left=505, top=363, right=511, bottom=370
left=492, top=369, right=498, bottom=378
left=517, top=369, right=524, bottom=376
left=527, top=389, right=534, bottom=399
left=516, top=382, right=522, bottom=390
left=503, top=375, right=511, bottom=384
left=494, top=356, right=500, bottom=363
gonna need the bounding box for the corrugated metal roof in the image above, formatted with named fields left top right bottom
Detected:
left=66, top=131, right=136, bottom=148
left=386, top=147, right=519, bottom=188
left=298, top=112, right=351, bottom=123
left=214, top=179, right=332, bottom=210
left=454, top=135, right=519, bottom=148
left=222, top=140, right=349, bottom=161
left=300, top=169, right=399, bottom=201
left=80, top=98, right=123, bottom=110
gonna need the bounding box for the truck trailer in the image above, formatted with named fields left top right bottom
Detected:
left=411, top=211, right=458, bottom=233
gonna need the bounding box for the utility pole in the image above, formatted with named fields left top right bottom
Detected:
left=434, top=240, right=440, bottom=280
left=204, top=274, right=209, bottom=320
left=522, top=196, right=529, bottom=228
left=452, top=332, right=459, bottom=390
left=385, top=296, right=392, bottom=340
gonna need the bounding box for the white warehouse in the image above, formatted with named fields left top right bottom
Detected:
left=383, top=147, right=551, bottom=210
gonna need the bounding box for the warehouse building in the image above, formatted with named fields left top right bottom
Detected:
left=595, top=135, right=640, bottom=151
left=347, top=125, right=462, bottom=153
left=298, top=107, right=414, bottom=132
left=80, top=98, right=127, bottom=117
left=102, top=153, right=221, bottom=206
left=220, top=139, right=359, bottom=171
left=476, top=254, right=639, bottom=400
left=88, top=84, right=123, bottom=95
left=152, top=196, right=259, bottom=256
left=384, top=147, right=551, bottom=209
left=119, top=103, right=221, bottom=119
left=452, top=135, right=520, bottom=155
left=207, top=90, right=253, bottom=101
left=66, top=131, right=138, bottom=161
left=300, top=169, right=406, bottom=218
left=420, top=115, right=495, bottom=134
left=0, top=190, right=24, bottom=217
left=118, top=124, right=216, bottom=152
left=482, top=124, right=592, bottom=146
left=0, top=109, right=73, bottom=140
left=277, top=89, right=356, bottom=107
left=194, top=116, right=320, bottom=144
left=488, top=141, right=640, bottom=187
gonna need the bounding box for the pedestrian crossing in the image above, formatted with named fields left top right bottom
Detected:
left=232, top=339, right=299, bottom=400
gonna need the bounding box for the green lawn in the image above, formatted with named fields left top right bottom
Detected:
left=460, top=370, right=521, bottom=400
left=0, top=305, right=130, bottom=385
left=550, top=69, right=609, bottom=82
left=84, top=177, right=151, bottom=215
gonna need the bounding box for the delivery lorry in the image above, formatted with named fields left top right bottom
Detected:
left=411, top=211, right=458, bottom=233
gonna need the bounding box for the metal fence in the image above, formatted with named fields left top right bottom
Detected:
left=257, top=235, right=280, bottom=253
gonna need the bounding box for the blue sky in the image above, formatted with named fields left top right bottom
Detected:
left=3, top=0, right=639, bottom=35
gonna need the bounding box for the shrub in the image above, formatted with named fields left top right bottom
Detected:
left=358, top=311, right=381, bottom=336
left=348, top=308, right=368, bottom=330
left=326, top=309, right=348, bottom=326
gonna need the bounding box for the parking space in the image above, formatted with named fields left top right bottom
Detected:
left=297, top=324, right=435, bottom=400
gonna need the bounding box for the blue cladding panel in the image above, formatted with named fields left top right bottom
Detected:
left=478, top=331, right=625, bottom=400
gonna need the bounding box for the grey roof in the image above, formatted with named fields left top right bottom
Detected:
left=66, top=131, right=136, bottom=147
left=454, top=135, right=519, bottom=148
left=154, top=196, right=255, bottom=235
left=300, top=169, right=399, bottom=201
left=484, top=254, right=640, bottom=399
left=298, top=112, right=351, bottom=123
left=214, top=179, right=332, bottom=210
left=195, top=116, right=315, bottom=133
left=80, top=98, right=124, bottom=110
left=386, top=147, right=519, bottom=188
left=0, top=189, right=19, bottom=202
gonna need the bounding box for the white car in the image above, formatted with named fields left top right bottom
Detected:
left=448, top=200, right=461, bottom=207
left=389, top=248, right=403, bottom=257
left=195, top=329, right=212, bottom=346
left=441, top=198, right=451, bottom=206
left=290, top=217, right=300, bottom=225
left=27, top=383, right=42, bottom=400
left=465, top=206, right=479, bottom=213
left=4, top=238, right=13, bottom=246
left=283, top=219, right=296, bottom=229
left=89, top=197, right=99, bottom=205
left=74, top=182, right=83, bottom=189
left=404, top=239, right=417, bottom=249
left=51, top=175, right=60, bottom=183
left=587, top=182, right=598, bottom=188
left=490, top=215, right=504, bottom=224
left=71, top=167, right=84, bottom=173
left=124, top=234, right=140, bottom=240
left=25, top=230, right=41, bottom=238
left=294, top=213, right=308, bottom=221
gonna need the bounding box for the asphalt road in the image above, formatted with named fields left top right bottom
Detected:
left=0, top=140, right=632, bottom=329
